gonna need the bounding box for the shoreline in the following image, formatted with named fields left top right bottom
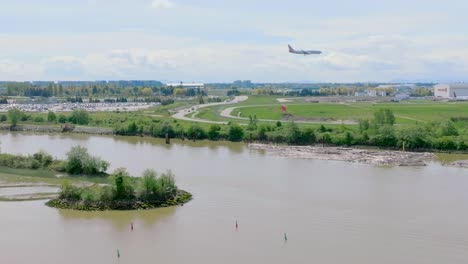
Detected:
left=0, top=124, right=113, bottom=135
left=249, top=143, right=468, bottom=167
left=46, top=190, right=192, bottom=211
left=1, top=125, right=467, bottom=167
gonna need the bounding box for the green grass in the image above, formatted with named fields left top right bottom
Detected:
left=0, top=167, right=109, bottom=186
left=230, top=101, right=468, bottom=125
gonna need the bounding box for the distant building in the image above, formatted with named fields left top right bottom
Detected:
left=166, top=82, right=205, bottom=89
left=434, top=83, right=468, bottom=99
left=377, top=91, right=387, bottom=97
left=354, top=91, right=367, bottom=97
left=367, top=90, right=377, bottom=97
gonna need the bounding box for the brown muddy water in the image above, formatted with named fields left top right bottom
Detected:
left=0, top=132, right=468, bottom=264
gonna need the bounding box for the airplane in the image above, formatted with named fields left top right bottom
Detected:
left=288, top=44, right=322, bottom=55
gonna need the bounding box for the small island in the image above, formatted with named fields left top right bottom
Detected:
left=0, top=146, right=192, bottom=211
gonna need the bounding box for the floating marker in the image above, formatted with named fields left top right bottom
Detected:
left=284, top=232, right=288, bottom=242
left=235, top=220, right=238, bottom=230
left=117, top=249, right=120, bottom=258
left=131, top=222, right=134, bottom=231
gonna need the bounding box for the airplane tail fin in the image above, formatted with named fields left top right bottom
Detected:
left=288, top=44, right=295, bottom=52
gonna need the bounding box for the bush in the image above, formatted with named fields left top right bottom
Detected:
left=58, top=114, right=68, bottom=123
left=47, top=111, right=57, bottom=122
left=111, top=168, right=135, bottom=200
left=69, top=110, right=90, bottom=125
left=228, top=124, right=244, bottom=142
left=187, top=125, right=207, bottom=140
left=34, top=116, right=45, bottom=122
left=433, top=136, right=457, bottom=150
left=65, top=146, right=109, bottom=175
left=373, top=109, right=395, bottom=126
left=397, top=127, right=430, bottom=150
left=207, top=125, right=221, bottom=140
left=32, top=150, right=53, bottom=167
left=59, top=180, right=82, bottom=201
left=7, top=108, right=23, bottom=126
left=0, top=115, right=7, bottom=122
left=372, top=125, right=397, bottom=147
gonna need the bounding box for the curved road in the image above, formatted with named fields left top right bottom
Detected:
left=220, top=105, right=357, bottom=125
left=173, top=96, right=357, bottom=125
left=171, top=96, right=248, bottom=124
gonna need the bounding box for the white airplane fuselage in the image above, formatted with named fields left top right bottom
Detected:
left=288, top=44, right=322, bottom=55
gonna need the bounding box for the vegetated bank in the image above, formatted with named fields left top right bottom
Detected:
left=2, top=103, right=468, bottom=153
left=0, top=146, right=192, bottom=210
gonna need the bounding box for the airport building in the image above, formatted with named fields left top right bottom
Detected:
left=166, top=82, right=205, bottom=89
left=434, top=83, right=468, bottom=99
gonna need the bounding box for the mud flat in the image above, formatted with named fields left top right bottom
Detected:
left=249, top=143, right=436, bottom=166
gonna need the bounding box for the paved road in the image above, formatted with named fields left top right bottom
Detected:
left=173, top=96, right=357, bottom=125
left=220, top=104, right=358, bottom=125
left=171, top=96, right=248, bottom=124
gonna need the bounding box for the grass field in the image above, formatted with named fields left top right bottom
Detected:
left=230, top=101, right=468, bottom=125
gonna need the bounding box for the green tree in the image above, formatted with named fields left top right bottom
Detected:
left=47, top=111, right=57, bottom=122
left=397, top=127, right=429, bottom=150
left=111, top=168, right=135, bottom=200
left=139, top=169, right=158, bottom=199
left=7, top=108, right=23, bottom=127
left=247, top=115, right=258, bottom=131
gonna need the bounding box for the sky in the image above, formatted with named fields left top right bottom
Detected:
left=0, top=0, right=467, bottom=83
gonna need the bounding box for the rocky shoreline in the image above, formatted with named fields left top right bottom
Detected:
left=450, top=160, right=468, bottom=168
left=249, top=143, right=437, bottom=166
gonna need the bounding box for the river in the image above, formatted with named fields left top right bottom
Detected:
left=0, top=132, right=468, bottom=263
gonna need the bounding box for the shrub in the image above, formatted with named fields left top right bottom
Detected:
left=32, top=150, right=53, bottom=167
left=207, top=125, right=221, bottom=140
left=34, top=116, right=45, bottom=122
left=187, top=125, right=207, bottom=140
left=228, top=124, right=244, bottom=142
left=58, top=114, right=68, bottom=123
left=111, top=168, right=135, bottom=200
left=0, top=115, right=7, bottom=122
left=65, top=146, right=109, bottom=175
left=69, top=110, right=90, bottom=125
left=59, top=180, right=82, bottom=201
left=47, top=111, right=57, bottom=122
left=7, top=108, right=23, bottom=126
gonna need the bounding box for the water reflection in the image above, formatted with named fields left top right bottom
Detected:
left=58, top=206, right=178, bottom=231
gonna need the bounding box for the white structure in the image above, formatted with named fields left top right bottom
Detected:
left=367, top=90, right=377, bottom=97
left=166, top=82, right=205, bottom=89
left=434, top=83, right=468, bottom=99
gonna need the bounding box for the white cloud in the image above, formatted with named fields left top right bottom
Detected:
left=151, top=0, right=174, bottom=9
